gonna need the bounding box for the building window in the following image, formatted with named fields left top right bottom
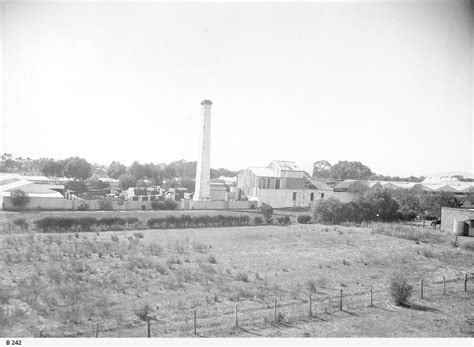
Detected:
left=310, top=192, right=314, bottom=201
left=321, top=193, right=325, bottom=199
left=275, top=179, right=280, bottom=189
left=293, top=192, right=297, bottom=201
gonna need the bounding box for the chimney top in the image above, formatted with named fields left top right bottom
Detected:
left=201, top=100, right=213, bottom=106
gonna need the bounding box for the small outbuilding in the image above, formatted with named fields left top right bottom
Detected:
left=441, top=207, right=474, bottom=237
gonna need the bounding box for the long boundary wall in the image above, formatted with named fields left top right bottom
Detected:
left=1, top=196, right=256, bottom=211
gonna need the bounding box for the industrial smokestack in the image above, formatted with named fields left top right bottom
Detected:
left=194, top=100, right=212, bottom=200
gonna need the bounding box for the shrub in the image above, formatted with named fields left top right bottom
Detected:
left=235, top=272, right=250, bottom=283
left=208, top=255, right=217, bottom=264
left=97, top=198, right=113, bottom=210
left=151, top=200, right=177, bottom=210
left=239, top=215, right=250, bottom=225
left=135, top=302, right=152, bottom=321
left=134, top=232, right=144, bottom=239
left=253, top=216, right=264, bottom=225
left=389, top=272, right=413, bottom=306
left=126, top=217, right=139, bottom=224
left=297, top=215, right=312, bottom=224
left=259, top=203, right=273, bottom=223
left=75, top=217, right=97, bottom=231
left=311, top=197, right=346, bottom=224
left=277, top=216, right=291, bottom=225
left=147, top=218, right=164, bottom=229
left=164, top=200, right=177, bottom=210
left=10, top=190, right=30, bottom=208
left=77, top=202, right=89, bottom=211
left=13, top=218, right=28, bottom=231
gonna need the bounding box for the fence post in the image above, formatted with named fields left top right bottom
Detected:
left=274, top=298, right=278, bottom=326
left=234, top=304, right=239, bottom=329
left=39, top=329, right=43, bottom=338
left=147, top=315, right=151, bottom=338
left=193, top=309, right=197, bottom=335
left=95, top=322, right=99, bottom=338
left=420, top=279, right=424, bottom=299
left=339, top=289, right=343, bottom=311
left=465, top=273, right=468, bottom=292
left=443, top=276, right=446, bottom=295
left=370, top=285, right=373, bottom=307
left=308, top=294, right=312, bottom=318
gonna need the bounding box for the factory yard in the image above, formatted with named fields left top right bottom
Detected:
left=0, top=219, right=473, bottom=338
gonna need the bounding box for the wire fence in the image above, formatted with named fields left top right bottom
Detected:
left=29, top=272, right=473, bottom=338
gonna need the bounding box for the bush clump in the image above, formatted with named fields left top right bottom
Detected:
left=151, top=200, right=177, bottom=210
left=13, top=218, right=28, bottom=231
left=297, top=215, right=312, bottom=224
left=389, top=272, right=414, bottom=306
left=258, top=203, right=273, bottom=223
left=253, top=216, right=264, bottom=225
left=10, top=190, right=30, bottom=208
left=276, top=216, right=291, bottom=225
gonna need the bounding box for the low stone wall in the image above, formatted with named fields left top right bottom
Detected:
left=2, top=196, right=256, bottom=211
left=441, top=207, right=474, bottom=233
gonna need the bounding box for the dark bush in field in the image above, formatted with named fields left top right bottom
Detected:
left=297, top=215, right=312, bottom=224
left=151, top=200, right=177, bottom=210
left=126, top=217, right=139, bottom=224
left=277, top=216, right=291, bottom=225
left=389, top=272, right=414, bottom=306
left=74, top=217, right=97, bottom=231
left=77, top=202, right=89, bottom=211
left=259, top=203, right=273, bottom=223
left=10, top=190, right=30, bottom=208
left=13, top=218, right=28, bottom=231
left=253, top=216, right=264, bottom=225
left=97, top=198, right=113, bottom=211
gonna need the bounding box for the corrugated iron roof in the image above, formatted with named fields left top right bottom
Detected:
left=249, top=167, right=280, bottom=178
left=270, top=160, right=304, bottom=171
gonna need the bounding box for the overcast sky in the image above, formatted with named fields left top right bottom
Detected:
left=1, top=0, right=472, bottom=177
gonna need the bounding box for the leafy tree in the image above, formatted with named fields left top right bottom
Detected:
left=63, top=157, right=92, bottom=180
left=329, top=161, right=373, bottom=180
left=118, top=174, right=136, bottom=190
left=42, top=160, right=65, bottom=177
left=128, top=161, right=146, bottom=180
left=177, top=177, right=195, bottom=192
left=419, top=192, right=462, bottom=218
left=311, top=197, right=346, bottom=224
left=360, top=185, right=399, bottom=222
left=65, top=180, right=87, bottom=193
left=346, top=181, right=370, bottom=196
left=10, top=190, right=30, bottom=207
left=85, top=177, right=110, bottom=190
left=312, top=160, right=332, bottom=178
left=107, top=161, right=127, bottom=179
left=136, top=179, right=151, bottom=188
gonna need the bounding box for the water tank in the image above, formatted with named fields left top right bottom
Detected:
left=453, top=220, right=465, bottom=236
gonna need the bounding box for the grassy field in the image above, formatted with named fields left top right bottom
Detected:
left=0, top=220, right=473, bottom=338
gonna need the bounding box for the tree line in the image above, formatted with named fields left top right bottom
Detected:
left=312, top=160, right=425, bottom=182
left=312, top=183, right=473, bottom=224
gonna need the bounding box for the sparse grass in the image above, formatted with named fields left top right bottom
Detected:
left=133, top=232, right=144, bottom=239
left=135, top=302, right=152, bottom=321
left=371, top=223, right=444, bottom=244
left=0, top=218, right=472, bottom=338
left=235, top=272, right=250, bottom=283
left=192, top=242, right=208, bottom=253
